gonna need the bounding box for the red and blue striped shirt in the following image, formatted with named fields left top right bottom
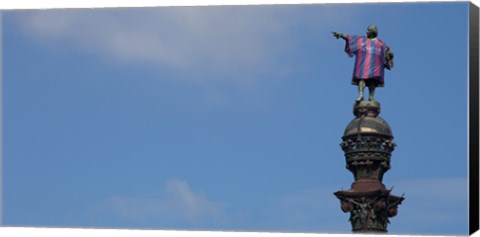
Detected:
left=345, top=35, right=388, bottom=85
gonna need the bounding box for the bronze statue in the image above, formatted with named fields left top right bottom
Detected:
left=333, top=25, right=394, bottom=102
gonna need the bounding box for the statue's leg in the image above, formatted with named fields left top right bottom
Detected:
left=368, top=84, right=376, bottom=101
left=356, top=80, right=365, bottom=102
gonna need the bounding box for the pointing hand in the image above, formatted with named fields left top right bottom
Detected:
left=332, top=32, right=344, bottom=39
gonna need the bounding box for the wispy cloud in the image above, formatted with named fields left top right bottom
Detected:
left=90, top=179, right=229, bottom=229
left=13, top=6, right=359, bottom=78
left=90, top=184, right=351, bottom=232
left=12, top=6, right=361, bottom=108
left=15, top=8, right=290, bottom=74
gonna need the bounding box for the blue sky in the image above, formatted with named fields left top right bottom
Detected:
left=2, top=2, right=470, bottom=235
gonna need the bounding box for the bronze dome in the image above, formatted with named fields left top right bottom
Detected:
left=343, top=116, right=393, bottom=137
left=342, top=100, right=393, bottom=138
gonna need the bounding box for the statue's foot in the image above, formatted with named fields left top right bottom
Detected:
left=356, top=96, right=363, bottom=102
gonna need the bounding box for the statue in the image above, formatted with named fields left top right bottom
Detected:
left=332, top=24, right=394, bottom=102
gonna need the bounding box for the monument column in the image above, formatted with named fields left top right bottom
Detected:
left=334, top=100, right=404, bottom=232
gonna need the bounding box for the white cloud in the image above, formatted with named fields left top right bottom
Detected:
left=15, top=8, right=290, bottom=74
left=94, top=179, right=229, bottom=228
left=12, top=6, right=362, bottom=108
left=13, top=6, right=358, bottom=78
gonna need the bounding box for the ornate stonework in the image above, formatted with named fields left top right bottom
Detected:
left=335, top=101, right=404, bottom=233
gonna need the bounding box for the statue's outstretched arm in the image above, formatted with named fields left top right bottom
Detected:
left=332, top=31, right=347, bottom=40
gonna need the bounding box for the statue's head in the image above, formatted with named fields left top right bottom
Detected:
left=366, top=24, right=378, bottom=38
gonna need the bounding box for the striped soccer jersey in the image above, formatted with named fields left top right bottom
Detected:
left=345, top=35, right=388, bottom=86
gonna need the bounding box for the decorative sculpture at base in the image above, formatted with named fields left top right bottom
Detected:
left=336, top=189, right=403, bottom=232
